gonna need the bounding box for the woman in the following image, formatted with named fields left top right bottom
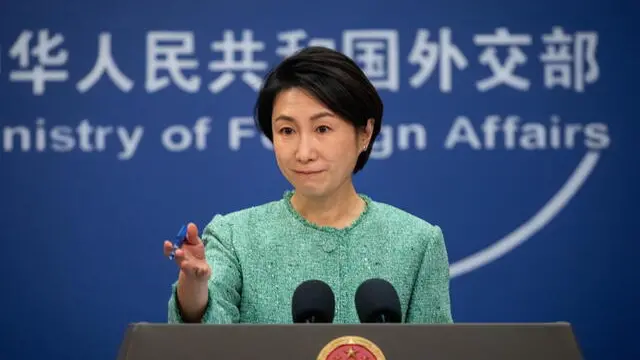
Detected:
left=163, top=46, right=453, bottom=324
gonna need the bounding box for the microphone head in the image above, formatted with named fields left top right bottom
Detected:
left=291, top=279, right=335, bottom=323
left=355, top=278, right=402, bottom=323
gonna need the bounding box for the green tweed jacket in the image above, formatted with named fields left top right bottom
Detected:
left=168, top=191, right=453, bottom=324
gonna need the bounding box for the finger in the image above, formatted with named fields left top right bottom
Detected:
left=178, top=256, right=210, bottom=278
left=193, top=263, right=211, bottom=278
left=165, top=241, right=186, bottom=260
left=174, top=248, right=187, bottom=263
left=169, top=249, right=190, bottom=271
left=186, top=222, right=201, bottom=245
left=180, top=260, right=202, bottom=277
left=163, top=241, right=174, bottom=257
left=201, top=264, right=212, bottom=278
left=194, top=266, right=205, bottom=278
left=179, top=259, right=195, bottom=277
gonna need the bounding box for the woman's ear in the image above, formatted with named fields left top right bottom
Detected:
left=360, top=118, right=374, bottom=151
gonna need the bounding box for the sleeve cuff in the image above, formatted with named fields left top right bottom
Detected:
left=167, top=282, right=214, bottom=323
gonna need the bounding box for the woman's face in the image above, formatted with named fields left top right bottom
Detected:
left=271, top=88, right=372, bottom=199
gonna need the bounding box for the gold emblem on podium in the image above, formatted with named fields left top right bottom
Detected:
left=317, top=336, right=385, bottom=360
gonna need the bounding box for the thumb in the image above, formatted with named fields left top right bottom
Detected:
left=186, top=222, right=201, bottom=245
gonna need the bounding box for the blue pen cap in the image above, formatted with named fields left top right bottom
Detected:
left=168, top=224, right=188, bottom=260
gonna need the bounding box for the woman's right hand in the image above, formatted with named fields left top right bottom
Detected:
left=164, top=223, right=212, bottom=281
left=164, top=222, right=211, bottom=322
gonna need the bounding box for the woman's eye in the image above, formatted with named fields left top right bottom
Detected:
left=317, top=126, right=330, bottom=133
left=280, top=128, right=294, bottom=135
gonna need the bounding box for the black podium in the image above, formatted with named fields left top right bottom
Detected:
left=116, top=322, right=583, bottom=359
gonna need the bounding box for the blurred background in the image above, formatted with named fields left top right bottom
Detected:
left=1, top=0, right=638, bottom=359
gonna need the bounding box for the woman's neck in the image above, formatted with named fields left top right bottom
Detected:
left=290, top=182, right=365, bottom=229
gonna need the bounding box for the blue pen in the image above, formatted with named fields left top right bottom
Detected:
left=168, top=224, right=188, bottom=260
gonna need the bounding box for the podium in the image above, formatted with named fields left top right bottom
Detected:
left=118, top=322, right=582, bottom=360
left=116, top=322, right=583, bottom=359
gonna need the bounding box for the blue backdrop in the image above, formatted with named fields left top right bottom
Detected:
left=1, top=0, right=638, bottom=359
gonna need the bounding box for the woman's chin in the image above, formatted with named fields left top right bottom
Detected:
left=292, top=184, right=329, bottom=198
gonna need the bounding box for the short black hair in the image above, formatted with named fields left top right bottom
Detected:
left=254, top=46, right=383, bottom=174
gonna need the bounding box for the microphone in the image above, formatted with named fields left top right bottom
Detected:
left=291, top=279, right=336, bottom=323
left=355, top=278, right=402, bottom=323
